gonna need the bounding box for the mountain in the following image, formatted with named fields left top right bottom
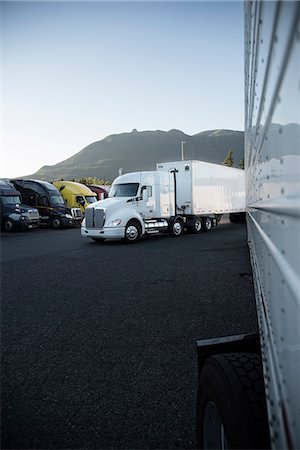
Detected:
left=29, top=128, right=244, bottom=182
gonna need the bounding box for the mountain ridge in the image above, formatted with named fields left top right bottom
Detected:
left=27, top=128, right=245, bottom=182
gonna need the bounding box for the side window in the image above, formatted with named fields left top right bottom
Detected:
left=25, top=194, right=36, bottom=206
left=38, top=195, right=49, bottom=207
left=76, top=195, right=85, bottom=206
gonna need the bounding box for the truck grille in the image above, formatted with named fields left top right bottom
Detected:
left=28, top=210, right=40, bottom=220
left=71, top=208, right=82, bottom=219
left=85, top=208, right=105, bottom=229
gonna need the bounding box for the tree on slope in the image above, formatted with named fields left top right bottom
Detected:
left=223, top=149, right=234, bottom=167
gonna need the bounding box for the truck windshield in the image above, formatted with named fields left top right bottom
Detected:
left=50, top=195, right=65, bottom=206
left=1, top=195, right=22, bottom=205
left=85, top=196, right=97, bottom=204
left=109, top=183, right=139, bottom=197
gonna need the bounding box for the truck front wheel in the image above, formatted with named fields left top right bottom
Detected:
left=3, top=219, right=14, bottom=232
left=169, top=219, right=184, bottom=237
left=197, top=353, right=270, bottom=449
left=51, top=217, right=63, bottom=229
left=124, top=220, right=141, bottom=243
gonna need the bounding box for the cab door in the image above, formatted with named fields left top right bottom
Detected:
left=137, top=185, right=155, bottom=219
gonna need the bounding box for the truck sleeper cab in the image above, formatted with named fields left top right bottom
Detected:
left=82, top=171, right=174, bottom=242
left=52, top=181, right=97, bottom=214
left=0, top=180, right=40, bottom=231
left=11, top=179, right=82, bottom=229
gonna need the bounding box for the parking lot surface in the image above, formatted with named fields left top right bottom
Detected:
left=1, top=221, right=258, bottom=449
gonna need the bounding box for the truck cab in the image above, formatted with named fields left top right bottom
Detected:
left=81, top=171, right=175, bottom=242
left=85, top=184, right=110, bottom=201
left=0, top=180, right=40, bottom=231
left=52, top=181, right=97, bottom=214
left=11, top=179, right=82, bottom=229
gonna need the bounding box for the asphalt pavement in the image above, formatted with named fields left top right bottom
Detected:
left=1, top=220, right=258, bottom=449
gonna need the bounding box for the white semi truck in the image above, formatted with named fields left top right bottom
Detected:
left=196, top=2, right=300, bottom=449
left=81, top=160, right=245, bottom=242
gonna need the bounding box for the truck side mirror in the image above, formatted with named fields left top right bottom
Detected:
left=142, top=189, right=148, bottom=202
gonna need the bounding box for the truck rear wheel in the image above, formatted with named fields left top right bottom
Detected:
left=3, top=219, right=14, bottom=232
left=191, top=217, right=202, bottom=233
left=202, top=217, right=212, bottom=232
left=197, top=352, right=270, bottom=449
left=124, top=220, right=141, bottom=243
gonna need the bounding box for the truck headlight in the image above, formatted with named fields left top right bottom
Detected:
left=110, top=219, right=122, bottom=226
left=65, top=214, right=73, bottom=219
left=19, top=215, right=27, bottom=221
left=81, top=218, right=86, bottom=227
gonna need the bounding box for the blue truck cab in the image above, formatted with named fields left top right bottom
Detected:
left=0, top=180, right=40, bottom=232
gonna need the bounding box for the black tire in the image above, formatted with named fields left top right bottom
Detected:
left=202, top=217, right=212, bottom=232
left=3, top=219, right=14, bottom=232
left=197, top=352, right=270, bottom=449
left=169, top=218, right=184, bottom=237
left=190, top=217, right=202, bottom=234
left=51, top=217, right=63, bottom=229
left=124, top=220, right=141, bottom=243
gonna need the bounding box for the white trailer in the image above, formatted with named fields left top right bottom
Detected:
left=81, top=160, right=245, bottom=242
left=157, top=160, right=245, bottom=218
left=196, top=2, right=300, bottom=449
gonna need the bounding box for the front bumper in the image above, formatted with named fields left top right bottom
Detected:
left=61, top=217, right=77, bottom=228
left=81, top=225, right=125, bottom=240
left=18, top=218, right=40, bottom=230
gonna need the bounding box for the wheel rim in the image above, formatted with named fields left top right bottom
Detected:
left=203, top=401, right=228, bottom=449
left=205, top=219, right=212, bottom=230
left=195, top=219, right=202, bottom=232
left=126, top=225, right=139, bottom=241
left=4, top=220, right=13, bottom=232
left=173, top=221, right=182, bottom=235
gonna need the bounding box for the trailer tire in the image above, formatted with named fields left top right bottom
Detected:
left=3, top=219, right=14, bottom=232
left=202, top=217, right=212, bottom=232
left=169, top=218, right=184, bottom=237
left=51, top=217, right=63, bottom=229
left=197, top=352, right=270, bottom=450
left=124, top=220, right=141, bottom=243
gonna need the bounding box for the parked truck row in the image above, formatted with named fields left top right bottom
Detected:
left=0, top=179, right=110, bottom=232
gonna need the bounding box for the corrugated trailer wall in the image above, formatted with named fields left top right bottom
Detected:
left=244, top=1, right=300, bottom=449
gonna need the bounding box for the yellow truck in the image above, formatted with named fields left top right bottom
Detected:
left=52, top=181, right=97, bottom=214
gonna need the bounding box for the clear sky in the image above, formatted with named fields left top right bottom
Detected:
left=1, top=0, right=244, bottom=178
